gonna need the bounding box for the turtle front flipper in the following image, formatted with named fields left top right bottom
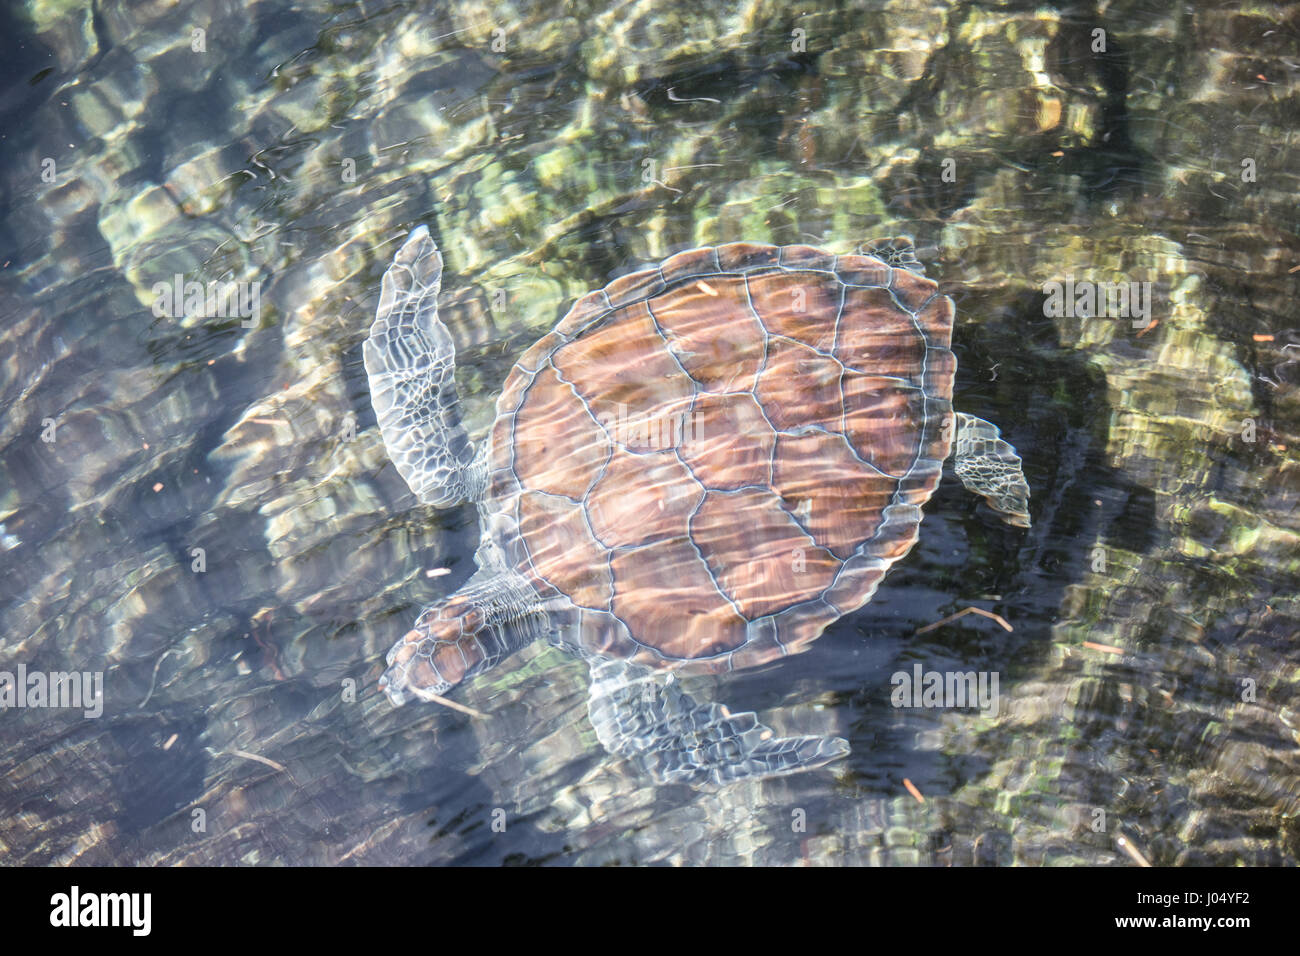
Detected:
left=364, top=225, right=486, bottom=507
left=953, top=412, right=1031, bottom=528
left=380, top=568, right=548, bottom=705
left=586, top=660, right=849, bottom=786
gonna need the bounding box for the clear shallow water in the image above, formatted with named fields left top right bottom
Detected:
left=1, top=0, right=1298, bottom=865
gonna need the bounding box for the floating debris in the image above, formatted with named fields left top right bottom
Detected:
left=1082, top=641, right=1125, bottom=655
left=1116, top=834, right=1151, bottom=867
left=227, top=748, right=299, bottom=787
left=424, top=692, right=488, bottom=720
left=915, top=606, right=1013, bottom=636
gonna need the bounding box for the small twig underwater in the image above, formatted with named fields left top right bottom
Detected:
left=139, top=648, right=180, bottom=708
left=226, top=747, right=301, bottom=788
left=914, top=606, right=1013, bottom=636
left=423, top=691, right=488, bottom=720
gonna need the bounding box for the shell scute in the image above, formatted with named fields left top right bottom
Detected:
left=659, top=247, right=722, bottom=286
left=691, top=488, right=841, bottom=620
left=772, top=599, right=841, bottom=657
left=575, top=606, right=627, bottom=658
left=488, top=409, right=518, bottom=501
left=860, top=500, right=929, bottom=563
left=770, top=430, right=898, bottom=559
left=914, top=290, right=955, bottom=343
left=609, top=538, right=749, bottom=661
left=715, top=241, right=781, bottom=272
left=755, top=336, right=844, bottom=431
left=515, top=331, right=566, bottom=373
left=518, top=491, right=612, bottom=609
left=555, top=289, right=611, bottom=337
left=675, top=392, right=775, bottom=490
left=778, top=244, right=838, bottom=272
left=889, top=265, right=940, bottom=312
left=839, top=373, right=927, bottom=476
left=552, top=301, right=696, bottom=425
left=823, top=554, right=889, bottom=615
left=745, top=269, right=841, bottom=352
left=833, top=254, right=892, bottom=288
left=586, top=446, right=702, bottom=549
left=604, top=265, right=667, bottom=308
left=511, top=366, right=610, bottom=499
left=722, top=616, right=785, bottom=671
left=834, top=286, right=927, bottom=379
left=650, top=274, right=765, bottom=393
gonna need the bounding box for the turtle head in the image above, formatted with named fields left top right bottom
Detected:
left=378, top=612, right=479, bottom=706
left=858, top=236, right=926, bottom=274
left=380, top=571, right=543, bottom=708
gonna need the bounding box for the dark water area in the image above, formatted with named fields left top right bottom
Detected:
left=1, top=0, right=1298, bottom=865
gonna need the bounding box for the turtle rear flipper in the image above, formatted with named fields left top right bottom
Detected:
left=365, top=226, right=486, bottom=507
left=953, top=412, right=1031, bottom=528
left=586, top=660, right=849, bottom=786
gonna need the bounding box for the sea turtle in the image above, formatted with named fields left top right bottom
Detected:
left=365, top=226, right=1030, bottom=785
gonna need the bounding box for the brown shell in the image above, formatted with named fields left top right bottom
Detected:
left=487, top=242, right=955, bottom=674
